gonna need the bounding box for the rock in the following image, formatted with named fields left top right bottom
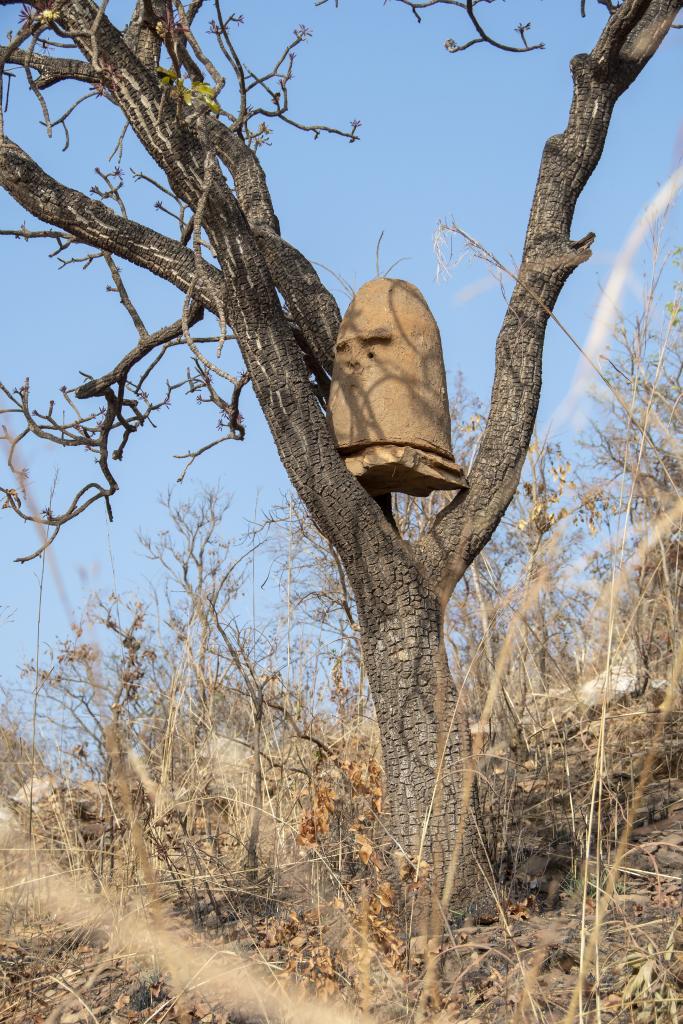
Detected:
left=578, top=639, right=670, bottom=705
left=10, top=775, right=56, bottom=805
left=579, top=668, right=667, bottom=706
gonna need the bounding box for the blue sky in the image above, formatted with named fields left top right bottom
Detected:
left=0, top=0, right=681, bottom=691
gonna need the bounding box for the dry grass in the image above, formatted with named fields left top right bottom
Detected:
left=0, top=623, right=680, bottom=1024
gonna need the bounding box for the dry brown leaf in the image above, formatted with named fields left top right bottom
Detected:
left=377, top=881, right=394, bottom=908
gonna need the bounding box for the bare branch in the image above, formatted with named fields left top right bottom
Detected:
left=0, top=225, right=73, bottom=251
left=0, top=379, right=120, bottom=561
left=319, top=0, right=543, bottom=52
left=75, top=304, right=205, bottom=399
left=445, top=0, right=544, bottom=54
left=103, top=253, right=147, bottom=335
left=0, top=44, right=99, bottom=89
left=0, top=138, right=226, bottom=310
left=0, top=351, right=220, bottom=561
left=174, top=365, right=249, bottom=482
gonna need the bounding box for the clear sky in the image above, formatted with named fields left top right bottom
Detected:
left=0, top=0, right=681, bottom=692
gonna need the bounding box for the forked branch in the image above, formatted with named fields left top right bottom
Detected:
left=420, top=0, right=683, bottom=599
left=319, top=0, right=543, bottom=52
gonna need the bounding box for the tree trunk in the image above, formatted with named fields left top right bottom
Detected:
left=357, top=567, right=486, bottom=923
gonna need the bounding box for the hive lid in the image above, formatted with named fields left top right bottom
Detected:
left=344, top=444, right=468, bottom=498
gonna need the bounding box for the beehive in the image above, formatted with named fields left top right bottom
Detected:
left=328, top=277, right=467, bottom=497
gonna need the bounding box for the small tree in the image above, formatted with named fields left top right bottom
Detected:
left=0, top=0, right=679, bottom=916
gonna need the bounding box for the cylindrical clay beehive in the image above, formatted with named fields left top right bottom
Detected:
left=328, top=278, right=467, bottom=497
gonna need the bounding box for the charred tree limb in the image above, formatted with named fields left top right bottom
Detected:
left=0, top=43, right=339, bottom=376
left=75, top=302, right=206, bottom=399
left=420, top=0, right=682, bottom=604
left=0, top=45, right=99, bottom=88
left=12, top=0, right=394, bottom=570
left=0, top=35, right=339, bottom=375
left=0, top=140, right=224, bottom=304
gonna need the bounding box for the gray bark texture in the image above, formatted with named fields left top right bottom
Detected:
left=0, top=0, right=679, bottom=920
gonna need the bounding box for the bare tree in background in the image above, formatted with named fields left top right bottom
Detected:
left=0, top=0, right=680, bottom=916
left=582, top=249, right=682, bottom=697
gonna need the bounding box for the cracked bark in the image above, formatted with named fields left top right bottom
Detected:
left=0, top=0, right=679, bottom=920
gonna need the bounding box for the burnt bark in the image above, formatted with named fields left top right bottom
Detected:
left=358, top=582, right=483, bottom=918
